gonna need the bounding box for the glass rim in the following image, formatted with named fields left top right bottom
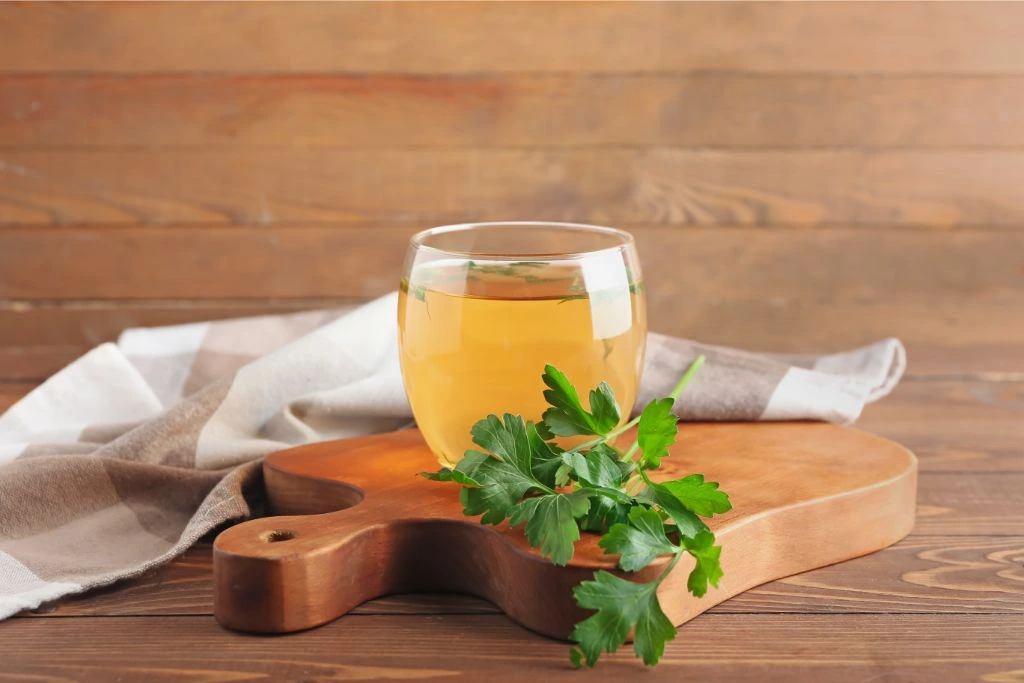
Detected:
left=408, top=221, right=636, bottom=260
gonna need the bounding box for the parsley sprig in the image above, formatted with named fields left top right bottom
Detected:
left=422, top=355, right=730, bottom=667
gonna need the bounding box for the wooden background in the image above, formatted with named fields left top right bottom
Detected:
left=1, top=2, right=1022, bottom=381
left=2, top=3, right=1024, bottom=680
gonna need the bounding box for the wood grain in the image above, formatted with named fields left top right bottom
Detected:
left=6, top=74, right=1024, bottom=148
left=0, top=381, right=34, bottom=412
left=916, top=474, right=1024, bottom=536
left=4, top=614, right=1023, bottom=682
left=4, top=3, right=1024, bottom=75
left=4, top=226, right=1020, bottom=301
left=0, top=346, right=79, bottom=381
left=860, top=381, right=1024, bottom=472
left=714, top=535, right=1024, bottom=615
left=4, top=150, right=1024, bottom=226
left=669, top=299, right=1024, bottom=378
left=20, top=546, right=497, bottom=619
left=22, top=534, right=1024, bottom=619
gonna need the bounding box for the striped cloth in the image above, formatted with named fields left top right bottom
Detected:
left=0, top=292, right=905, bottom=619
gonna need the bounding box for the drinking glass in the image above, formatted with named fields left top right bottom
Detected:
left=397, top=222, right=647, bottom=466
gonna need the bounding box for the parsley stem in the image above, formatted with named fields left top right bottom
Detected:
left=621, top=468, right=654, bottom=496
left=622, top=441, right=639, bottom=461
left=668, top=355, right=706, bottom=404
left=624, top=474, right=644, bottom=496
left=563, top=355, right=705, bottom=457
left=608, top=415, right=642, bottom=439
left=638, top=468, right=655, bottom=485
left=563, top=414, right=642, bottom=455
left=656, top=547, right=686, bottom=585
left=617, top=355, right=707, bottom=465
left=562, top=438, right=602, bottom=456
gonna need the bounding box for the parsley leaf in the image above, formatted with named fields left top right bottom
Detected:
left=599, top=506, right=676, bottom=571
left=571, top=571, right=676, bottom=667
left=658, top=474, right=732, bottom=517
left=682, top=530, right=724, bottom=597
left=649, top=482, right=709, bottom=538
left=508, top=491, right=590, bottom=566
left=541, top=365, right=620, bottom=436
left=587, top=383, right=620, bottom=432
left=564, top=443, right=623, bottom=489
left=576, top=462, right=635, bottom=532
left=553, top=462, right=573, bottom=487
left=636, top=398, right=679, bottom=468
left=527, top=421, right=563, bottom=488
left=534, top=420, right=556, bottom=441
left=631, top=582, right=676, bottom=666
left=471, top=413, right=532, bottom=474
left=418, top=467, right=481, bottom=487
left=580, top=495, right=632, bottom=534
left=457, top=452, right=539, bottom=525
left=458, top=415, right=564, bottom=523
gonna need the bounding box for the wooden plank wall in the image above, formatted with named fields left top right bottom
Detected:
left=1, top=2, right=1022, bottom=380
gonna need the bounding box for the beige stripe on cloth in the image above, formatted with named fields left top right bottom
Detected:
left=0, top=292, right=905, bottom=619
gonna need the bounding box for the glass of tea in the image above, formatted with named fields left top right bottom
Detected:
left=397, top=222, right=647, bottom=466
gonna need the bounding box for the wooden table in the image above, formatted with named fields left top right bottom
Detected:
left=3, top=374, right=1022, bottom=681
left=3, top=3, right=1024, bottom=679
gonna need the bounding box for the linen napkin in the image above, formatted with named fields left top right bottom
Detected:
left=0, top=292, right=905, bottom=619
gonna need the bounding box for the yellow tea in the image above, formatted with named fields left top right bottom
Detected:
left=398, top=261, right=646, bottom=466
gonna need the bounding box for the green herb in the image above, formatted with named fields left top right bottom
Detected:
left=398, top=277, right=427, bottom=303
left=422, top=355, right=731, bottom=667
left=466, top=260, right=550, bottom=277
left=601, top=338, right=615, bottom=360
left=541, top=365, right=620, bottom=437
left=557, top=280, right=643, bottom=305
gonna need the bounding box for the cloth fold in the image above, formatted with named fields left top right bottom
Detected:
left=0, top=292, right=905, bottom=619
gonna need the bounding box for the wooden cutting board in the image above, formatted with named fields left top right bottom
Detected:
left=212, top=423, right=917, bottom=638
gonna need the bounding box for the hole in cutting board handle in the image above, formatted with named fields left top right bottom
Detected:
left=260, top=529, right=297, bottom=543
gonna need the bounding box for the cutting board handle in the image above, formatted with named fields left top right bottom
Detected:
left=214, top=505, right=387, bottom=632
